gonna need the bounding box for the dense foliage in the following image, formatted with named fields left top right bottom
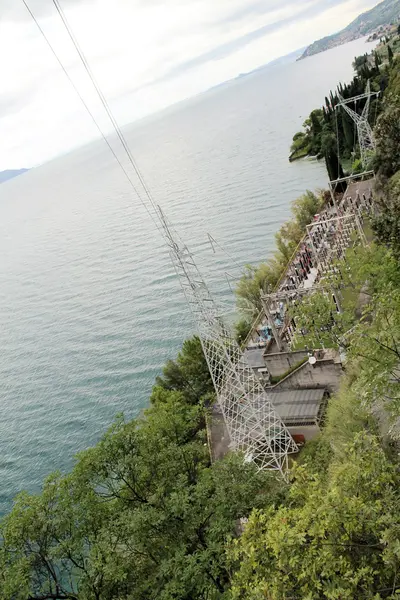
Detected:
left=228, top=240, right=400, bottom=598
left=289, top=32, right=400, bottom=186
left=373, top=55, right=400, bottom=259
left=288, top=244, right=400, bottom=350
left=228, top=434, right=400, bottom=600
left=236, top=35, right=400, bottom=334
left=3, top=243, right=399, bottom=600
left=3, top=30, right=400, bottom=600
left=225, top=39, right=400, bottom=600
left=154, top=335, right=213, bottom=405
left=0, top=338, right=282, bottom=600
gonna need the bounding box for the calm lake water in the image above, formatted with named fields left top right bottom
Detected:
left=0, top=37, right=375, bottom=514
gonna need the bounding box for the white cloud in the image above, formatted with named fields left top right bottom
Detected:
left=0, top=0, right=379, bottom=169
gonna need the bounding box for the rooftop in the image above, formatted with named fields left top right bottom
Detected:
left=269, top=388, right=326, bottom=423
left=243, top=346, right=267, bottom=368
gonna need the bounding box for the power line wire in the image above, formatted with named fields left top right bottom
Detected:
left=206, top=233, right=244, bottom=272
left=24, top=0, right=229, bottom=283
left=51, top=0, right=159, bottom=218
left=22, top=0, right=163, bottom=234
left=50, top=0, right=193, bottom=248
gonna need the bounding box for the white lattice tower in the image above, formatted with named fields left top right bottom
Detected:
left=337, top=80, right=378, bottom=169
left=30, top=0, right=297, bottom=474
left=157, top=207, right=298, bottom=474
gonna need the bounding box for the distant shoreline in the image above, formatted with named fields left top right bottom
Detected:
left=0, top=169, right=29, bottom=185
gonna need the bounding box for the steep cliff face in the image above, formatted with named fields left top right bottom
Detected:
left=299, top=0, right=400, bottom=60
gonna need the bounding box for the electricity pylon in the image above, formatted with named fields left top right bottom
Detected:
left=158, top=207, right=298, bottom=475
left=26, top=0, right=297, bottom=475
left=337, top=80, right=378, bottom=169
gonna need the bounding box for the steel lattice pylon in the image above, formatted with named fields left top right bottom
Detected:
left=29, top=0, right=297, bottom=475
left=158, top=207, right=298, bottom=475
left=337, top=80, right=378, bottom=169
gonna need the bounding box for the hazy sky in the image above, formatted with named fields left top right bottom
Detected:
left=0, top=0, right=379, bottom=169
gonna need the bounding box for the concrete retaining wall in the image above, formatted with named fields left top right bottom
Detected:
left=264, top=350, right=309, bottom=377
left=272, top=359, right=343, bottom=393
left=288, top=424, right=320, bottom=442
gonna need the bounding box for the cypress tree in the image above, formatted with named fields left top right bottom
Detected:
left=374, top=51, right=381, bottom=70
left=310, top=110, right=322, bottom=136
left=388, top=45, right=394, bottom=67
left=310, top=110, right=323, bottom=155
left=325, top=96, right=331, bottom=114
left=341, top=109, right=355, bottom=154
left=321, top=127, right=345, bottom=188
left=324, top=148, right=345, bottom=188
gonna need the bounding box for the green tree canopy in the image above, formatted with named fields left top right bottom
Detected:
left=154, top=335, right=213, bottom=405
left=289, top=46, right=386, bottom=176
left=388, top=44, right=394, bottom=66
left=227, top=433, right=400, bottom=600
left=234, top=317, right=253, bottom=345
left=0, top=392, right=276, bottom=600
left=374, top=170, right=400, bottom=260
left=291, top=190, right=324, bottom=230
left=289, top=289, right=354, bottom=350
left=349, top=285, right=400, bottom=418
left=374, top=100, right=400, bottom=179
left=372, top=55, right=400, bottom=258
left=288, top=245, right=400, bottom=351
left=235, top=262, right=281, bottom=317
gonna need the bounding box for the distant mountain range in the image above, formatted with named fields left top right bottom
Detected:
left=263, top=47, right=308, bottom=69
left=0, top=169, right=28, bottom=184
left=300, top=0, right=400, bottom=60
left=223, top=47, right=307, bottom=85
left=201, top=47, right=306, bottom=96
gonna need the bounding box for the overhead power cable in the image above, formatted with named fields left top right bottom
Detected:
left=23, top=1, right=298, bottom=478
left=21, top=0, right=162, bottom=234
left=51, top=0, right=159, bottom=217
left=206, top=233, right=244, bottom=271
left=24, top=0, right=231, bottom=254
left=50, top=0, right=201, bottom=249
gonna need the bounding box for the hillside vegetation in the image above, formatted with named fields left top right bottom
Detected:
left=2, top=31, right=400, bottom=600
left=300, top=0, right=400, bottom=60
left=289, top=33, right=400, bottom=171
